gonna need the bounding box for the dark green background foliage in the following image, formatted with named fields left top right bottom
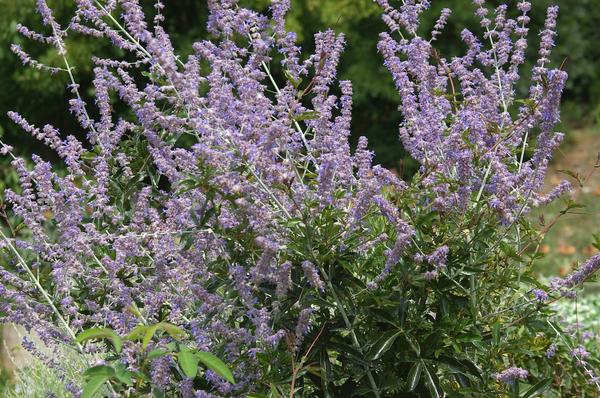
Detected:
left=1, top=0, right=599, bottom=175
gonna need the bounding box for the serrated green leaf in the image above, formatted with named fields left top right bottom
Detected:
left=196, top=351, right=235, bottom=384
left=76, top=328, right=122, bottom=353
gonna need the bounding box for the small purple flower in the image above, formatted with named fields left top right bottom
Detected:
left=546, top=343, right=557, bottom=358
left=0, top=143, right=13, bottom=155
left=295, top=307, right=313, bottom=347
left=423, top=270, right=439, bottom=281
left=531, top=289, right=548, bottom=303
left=151, top=356, right=172, bottom=389
left=276, top=261, right=292, bottom=298
left=180, top=377, right=195, bottom=398
left=426, top=245, right=449, bottom=270
left=494, top=367, right=529, bottom=385
left=582, top=331, right=595, bottom=341
left=302, top=261, right=325, bottom=292
left=572, top=345, right=590, bottom=360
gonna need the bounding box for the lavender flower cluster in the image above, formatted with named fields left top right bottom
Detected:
left=0, top=0, right=597, bottom=396
left=376, top=0, right=570, bottom=221
left=2, top=0, right=408, bottom=393
left=494, top=366, right=528, bottom=385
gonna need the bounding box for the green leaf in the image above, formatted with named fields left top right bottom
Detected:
left=422, top=362, right=441, bottom=398
left=178, top=349, right=200, bottom=378
left=153, top=387, right=166, bottom=398
left=126, top=325, right=148, bottom=340
left=132, top=370, right=150, bottom=383
left=407, top=361, right=423, bottom=392
left=369, top=330, right=401, bottom=360
left=80, top=151, right=97, bottom=161
left=284, top=70, right=302, bottom=88
left=492, top=323, right=500, bottom=346
left=83, top=365, right=115, bottom=378
left=511, top=381, right=520, bottom=397
left=77, top=328, right=122, bottom=353
left=81, top=375, right=110, bottom=398
left=196, top=351, right=235, bottom=384
left=557, top=169, right=583, bottom=187
left=319, top=349, right=333, bottom=396
left=158, top=322, right=186, bottom=340
left=128, top=323, right=186, bottom=348
left=293, top=111, right=319, bottom=121
left=405, top=333, right=421, bottom=357
left=516, top=98, right=536, bottom=109
left=114, top=363, right=134, bottom=386
left=593, top=233, right=600, bottom=251
left=143, top=324, right=160, bottom=349
left=521, top=378, right=553, bottom=398
left=560, top=198, right=585, bottom=215
left=327, top=342, right=370, bottom=367
left=147, top=349, right=171, bottom=360
left=270, top=383, right=282, bottom=397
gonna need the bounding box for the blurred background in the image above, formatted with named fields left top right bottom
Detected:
left=0, top=0, right=599, bottom=275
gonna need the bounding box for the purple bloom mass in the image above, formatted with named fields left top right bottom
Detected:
left=1, top=0, right=597, bottom=396
left=494, top=367, right=529, bottom=384
left=532, top=289, right=548, bottom=303
left=546, top=343, right=557, bottom=358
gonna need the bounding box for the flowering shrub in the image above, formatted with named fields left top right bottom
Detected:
left=1, top=0, right=599, bottom=397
